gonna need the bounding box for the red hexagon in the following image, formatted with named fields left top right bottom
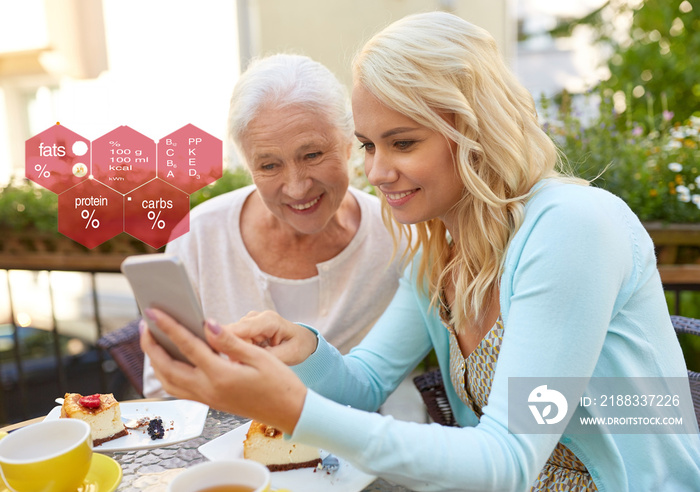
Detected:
left=157, top=124, right=222, bottom=194
left=25, top=123, right=91, bottom=194
left=92, top=126, right=157, bottom=193
left=124, top=178, right=190, bottom=249
left=58, top=179, right=124, bottom=249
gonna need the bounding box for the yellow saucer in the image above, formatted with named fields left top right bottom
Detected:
left=1, top=453, right=122, bottom=492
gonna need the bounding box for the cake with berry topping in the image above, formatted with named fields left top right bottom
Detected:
left=60, top=393, right=128, bottom=446
left=243, top=420, right=321, bottom=471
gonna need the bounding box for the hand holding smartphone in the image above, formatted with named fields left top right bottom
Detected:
left=121, top=253, right=207, bottom=363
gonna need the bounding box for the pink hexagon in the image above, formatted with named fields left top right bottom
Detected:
left=157, top=124, right=222, bottom=194
left=124, top=178, right=190, bottom=249
left=25, top=123, right=91, bottom=194
left=92, top=126, right=157, bottom=193
left=58, top=179, right=124, bottom=249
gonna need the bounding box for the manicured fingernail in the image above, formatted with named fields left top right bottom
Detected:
left=207, top=318, right=222, bottom=335
left=138, top=319, right=147, bottom=334
left=144, top=308, right=156, bottom=320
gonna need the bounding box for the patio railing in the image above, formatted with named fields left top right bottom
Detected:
left=0, top=249, right=143, bottom=425
left=659, top=265, right=700, bottom=315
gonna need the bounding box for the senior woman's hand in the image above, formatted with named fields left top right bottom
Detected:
left=228, top=310, right=319, bottom=365
left=140, top=308, right=307, bottom=435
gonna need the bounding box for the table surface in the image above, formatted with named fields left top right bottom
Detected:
left=1, top=406, right=412, bottom=492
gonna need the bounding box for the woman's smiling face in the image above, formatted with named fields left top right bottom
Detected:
left=352, top=84, right=464, bottom=230
left=241, top=103, right=352, bottom=235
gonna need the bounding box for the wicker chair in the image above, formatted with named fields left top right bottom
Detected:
left=96, top=319, right=144, bottom=397
left=670, top=315, right=700, bottom=428
left=413, top=316, right=700, bottom=428
left=412, top=369, right=457, bottom=426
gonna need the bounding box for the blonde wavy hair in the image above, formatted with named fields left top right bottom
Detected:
left=352, top=11, right=586, bottom=332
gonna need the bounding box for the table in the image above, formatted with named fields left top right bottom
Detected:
left=1, top=407, right=412, bottom=492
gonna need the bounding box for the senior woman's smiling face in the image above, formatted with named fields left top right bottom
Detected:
left=242, top=104, right=352, bottom=235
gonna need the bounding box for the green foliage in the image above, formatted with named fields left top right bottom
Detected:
left=543, top=92, right=700, bottom=223
left=603, top=0, right=700, bottom=124
left=0, top=168, right=252, bottom=234
left=0, top=179, right=57, bottom=232
left=189, top=167, right=252, bottom=208
left=545, top=1, right=610, bottom=41
left=549, top=0, right=700, bottom=125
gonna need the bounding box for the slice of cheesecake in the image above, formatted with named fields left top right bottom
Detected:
left=243, top=420, right=321, bottom=471
left=60, top=393, right=128, bottom=446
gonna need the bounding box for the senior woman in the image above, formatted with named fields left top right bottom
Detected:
left=143, top=54, right=406, bottom=397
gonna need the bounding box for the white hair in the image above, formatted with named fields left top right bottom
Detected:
left=228, top=54, right=353, bottom=157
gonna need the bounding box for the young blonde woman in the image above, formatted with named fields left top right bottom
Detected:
left=141, top=12, right=700, bottom=491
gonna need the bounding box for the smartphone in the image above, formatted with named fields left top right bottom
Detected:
left=121, top=253, right=206, bottom=363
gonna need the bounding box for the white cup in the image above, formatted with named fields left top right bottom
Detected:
left=168, top=459, right=289, bottom=492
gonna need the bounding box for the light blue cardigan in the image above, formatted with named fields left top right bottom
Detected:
left=291, top=181, right=700, bottom=491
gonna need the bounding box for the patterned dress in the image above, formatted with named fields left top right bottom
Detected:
left=441, top=302, right=598, bottom=491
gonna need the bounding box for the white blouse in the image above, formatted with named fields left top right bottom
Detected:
left=143, top=184, right=406, bottom=397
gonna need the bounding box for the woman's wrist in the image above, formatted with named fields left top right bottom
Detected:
left=294, top=323, right=320, bottom=358
left=281, top=385, right=308, bottom=435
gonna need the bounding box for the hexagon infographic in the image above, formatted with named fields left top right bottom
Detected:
left=25, top=123, right=91, bottom=194
left=158, top=124, right=223, bottom=194
left=124, top=179, right=190, bottom=249
left=26, top=123, right=222, bottom=249
left=58, top=179, right=124, bottom=248
left=92, top=126, right=157, bottom=194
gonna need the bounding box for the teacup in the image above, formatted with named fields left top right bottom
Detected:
left=0, top=419, right=92, bottom=492
left=167, top=459, right=290, bottom=492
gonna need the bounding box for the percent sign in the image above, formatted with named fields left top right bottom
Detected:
left=81, top=209, right=100, bottom=229
left=109, top=140, right=120, bottom=147
left=147, top=210, right=166, bottom=229
left=34, top=164, right=51, bottom=178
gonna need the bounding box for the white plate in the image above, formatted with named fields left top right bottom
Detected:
left=198, top=421, right=376, bottom=492
left=45, top=399, right=209, bottom=452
